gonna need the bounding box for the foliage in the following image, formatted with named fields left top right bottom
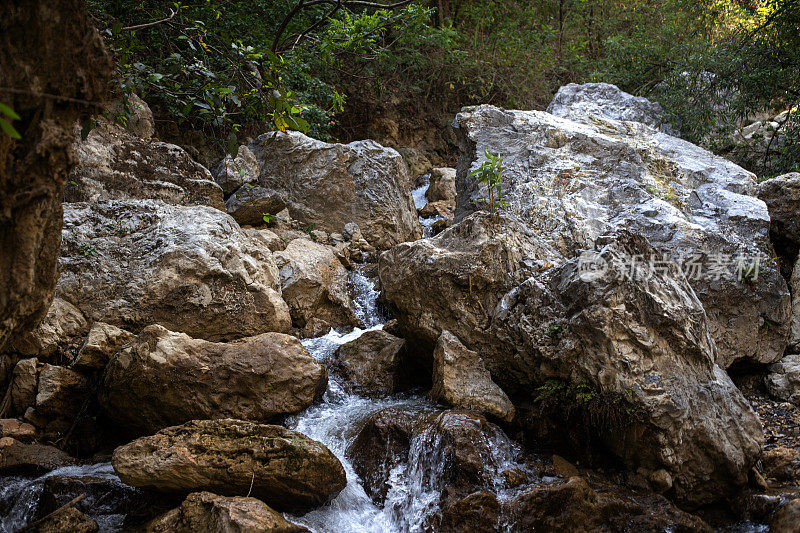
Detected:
left=469, top=151, right=507, bottom=220
left=0, top=102, right=21, bottom=140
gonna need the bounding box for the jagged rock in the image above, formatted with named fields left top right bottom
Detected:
left=211, top=145, right=260, bottom=195
left=342, top=222, right=363, bottom=242
left=35, top=364, right=88, bottom=419
left=453, top=104, right=789, bottom=369
left=380, top=217, right=763, bottom=507
left=273, top=239, right=357, bottom=329
left=64, top=120, right=224, bottom=210
left=418, top=200, right=454, bottom=219
left=34, top=507, right=99, bottom=533
left=772, top=498, right=800, bottom=533
left=757, top=172, right=800, bottom=278
left=72, top=322, right=134, bottom=371
left=765, top=353, right=800, bottom=404
left=431, top=331, right=514, bottom=422
left=0, top=0, right=111, bottom=352
left=762, top=447, right=800, bottom=482
left=9, top=297, right=88, bottom=358
left=57, top=200, right=291, bottom=340
left=0, top=418, right=36, bottom=441
left=224, top=131, right=420, bottom=249
left=11, top=357, right=39, bottom=415
left=547, top=82, right=680, bottom=136
left=426, top=167, right=457, bottom=203
left=789, top=255, right=800, bottom=350
left=146, top=492, right=309, bottom=533
left=331, top=330, right=412, bottom=397
left=0, top=436, right=76, bottom=474
left=244, top=227, right=286, bottom=253
left=111, top=419, right=347, bottom=512
left=398, top=146, right=433, bottom=180
left=111, top=93, right=154, bottom=140
left=225, top=184, right=287, bottom=226
left=99, top=325, right=326, bottom=435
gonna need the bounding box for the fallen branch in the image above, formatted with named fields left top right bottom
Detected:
left=121, top=8, right=177, bottom=32
left=16, top=494, right=87, bottom=532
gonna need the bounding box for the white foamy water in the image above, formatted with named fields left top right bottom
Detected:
left=412, top=184, right=429, bottom=210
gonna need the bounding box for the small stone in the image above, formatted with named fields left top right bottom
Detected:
left=552, top=455, right=579, bottom=478
left=649, top=468, right=673, bottom=493
left=0, top=418, right=36, bottom=441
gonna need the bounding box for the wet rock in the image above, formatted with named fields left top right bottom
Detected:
left=431, top=331, right=514, bottom=422
left=547, top=82, right=679, bottom=136
left=273, top=239, right=357, bottom=329
left=766, top=353, right=800, bottom=405
left=331, top=330, right=411, bottom=397
left=0, top=418, right=36, bottom=441
left=0, top=437, right=76, bottom=474
left=64, top=120, right=224, bottom=210
left=11, top=358, right=39, bottom=415
left=762, top=446, right=800, bottom=482
left=772, top=498, right=800, bottom=533
left=57, top=200, right=291, bottom=340
left=99, top=325, right=326, bottom=435
left=426, top=167, right=457, bottom=203
left=72, top=322, right=134, bottom=371
left=211, top=145, right=260, bottom=196
left=226, top=131, right=420, bottom=250
left=381, top=220, right=764, bottom=507
left=10, top=298, right=88, bottom=358
left=453, top=104, right=789, bottom=369
left=145, top=491, right=309, bottom=533
left=33, top=507, right=99, bottom=533
left=112, top=419, right=346, bottom=512
left=418, top=200, right=454, bottom=219
left=35, top=364, right=89, bottom=419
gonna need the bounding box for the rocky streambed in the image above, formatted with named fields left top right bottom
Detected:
left=3, top=83, right=800, bottom=532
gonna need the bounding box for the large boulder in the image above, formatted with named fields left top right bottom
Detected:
left=111, top=419, right=347, bottom=512
left=34, top=363, right=89, bottom=419
left=431, top=330, right=514, bottom=422
left=223, top=131, right=421, bottom=249
left=146, top=492, right=309, bottom=533
left=0, top=0, right=111, bottom=352
left=72, top=321, right=135, bottom=371
left=452, top=104, right=790, bottom=369
left=9, top=297, right=88, bottom=357
left=273, top=239, right=357, bottom=329
left=10, top=357, right=39, bottom=415
left=426, top=167, right=457, bottom=203
left=64, top=117, right=224, bottom=209
left=0, top=436, right=76, bottom=474
left=56, top=200, right=291, bottom=340
left=765, top=353, right=800, bottom=404
left=547, top=82, right=679, bottom=136
left=210, top=145, right=260, bottom=196
left=99, top=325, right=327, bottom=435
left=348, top=408, right=708, bottom=531
left=330, top=329, right=412, bottom=397
left=756, top=172, right=800, bottom=278
left=380, top=219, right=763, bottom=507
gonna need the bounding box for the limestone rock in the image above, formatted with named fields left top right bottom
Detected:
left=72, top=321, right=134, bottom=371
left=756, top=172, right=800, bottom=278
left=453, top=104, right=789, bottom=369
left=331, top=330, right=411, bottom=397
left=431, top=331, right=514, bottom=422
left=398, top=146, right=433, bottom=180
left=0, top=418, right=36, bottom=441
left=9, top=297, right=88, bottom=358
left=65, top=121, right=224, bottom=210
left=33, top=507, right=99, bottom=533
left=762, top=446, right=800, bottom=482
left=99, top=325, right=326, bottom=435
left=57, top=200, right=291, bottom=340
left=426, top=167, right=457, bottom=203
left=0, top=436, right=76, bottom=474
left=211, top=145, right=260, bottom=195
left=111, top=419, right=347, bottom=512
left=418, top=200, right=454, bottom=219
left=225, top=131, right=421, bottom=249
left=35, top=364, right=89, bottom=419
left=766, top=353, right=800, bottom=404
left=146, top=492, right=309, bottom=533
left=547, top=82, right=679, bottom=136
left=11, top=357, right=39, bottom=415
left=772, top=498, right=800, bottom=533
left=273, top=239, right=357, bottom=329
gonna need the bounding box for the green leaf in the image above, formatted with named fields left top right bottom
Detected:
left=0, top=118, right=21, bottom=140
left=0, top=102, right=21, bottom=120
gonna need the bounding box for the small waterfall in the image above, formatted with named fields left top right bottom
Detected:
left=349, top=268, right=383, bottom=329
left=0, top=463, right=128, bottom=533
left=411, top=181, right=442, bottom=238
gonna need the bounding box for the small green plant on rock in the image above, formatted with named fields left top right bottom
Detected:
left=469, top=151, right=507, bottom=222
left=78, top=244, right=97, bottom=257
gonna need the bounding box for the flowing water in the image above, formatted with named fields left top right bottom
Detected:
left=411, top=182, right=443, bottom=238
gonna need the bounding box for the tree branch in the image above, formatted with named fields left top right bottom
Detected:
left=121, top=8, right=177, bottom=31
